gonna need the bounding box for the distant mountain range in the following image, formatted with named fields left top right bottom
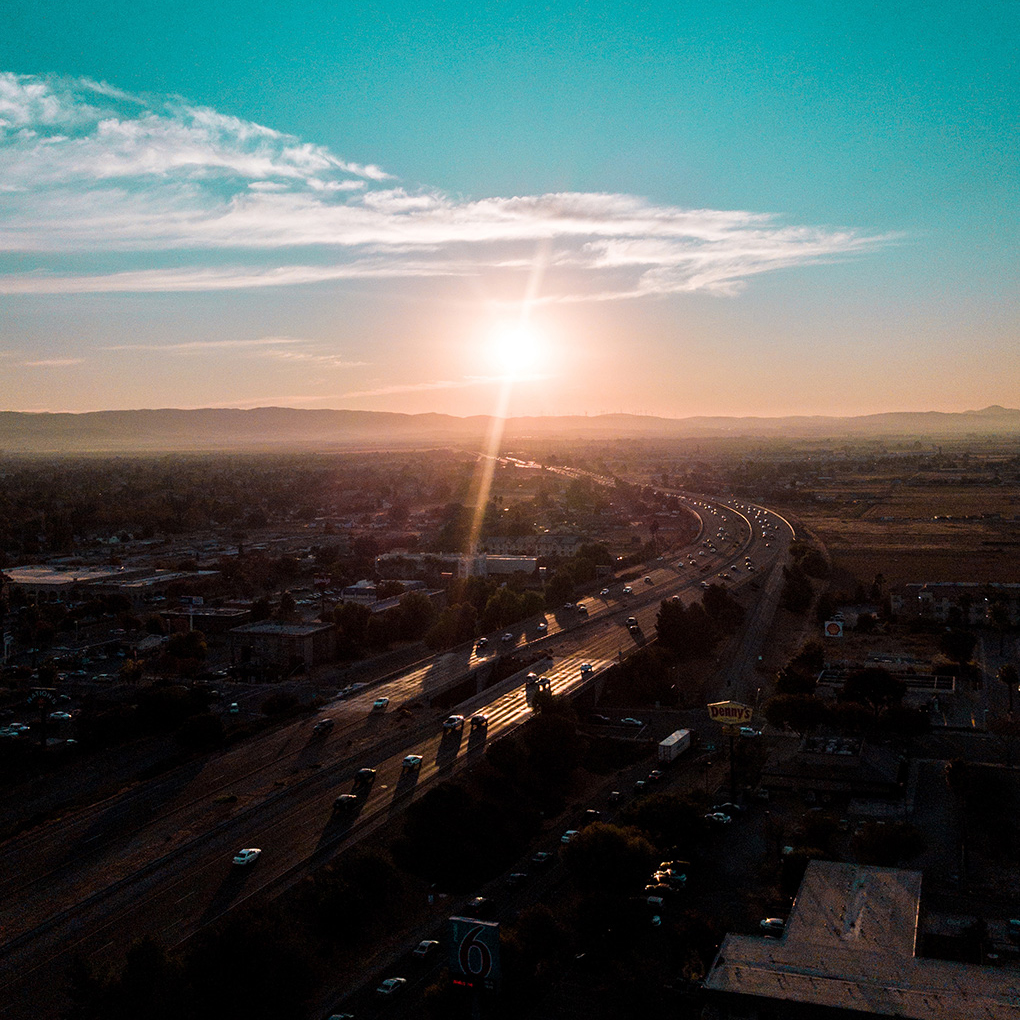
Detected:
left=1, top=405, right=1019, bottom=454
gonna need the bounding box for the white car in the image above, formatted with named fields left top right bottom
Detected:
left=600, top=588, right=610, bottom=596
left=536, top=621, right=547, bottom=632
left=376, top=977, right=407, bottom=995
left=561, top=829, right=580, bottom=844
left=443, top=714, right=465, bottom=731
left=622, top=585, right=633, bottom=594
left=232, top=848, right=261, bottom=866
left=402, top=754, right=423, bottom=772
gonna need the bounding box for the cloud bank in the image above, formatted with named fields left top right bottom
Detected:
left=0, top=72, right=890, bottom=298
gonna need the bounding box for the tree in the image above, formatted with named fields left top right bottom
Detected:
left=839, top=667, right=905, bottom=716
left=276, top=590, right=296, bottom=619
left=781, top=564, right=813, bottom=613
left=939, top=628, right=977, bottom=667
left=701, top=584, right=745, bottom=631
left=561, top=823, right=656, bottom=893
left=394, top=590, right=437, bottom=640
left=166, top=629, right=207, bottom=662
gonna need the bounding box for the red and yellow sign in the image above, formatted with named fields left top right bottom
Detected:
left=707, top=700, right=753, bottom=725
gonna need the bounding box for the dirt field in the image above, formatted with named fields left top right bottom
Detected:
left=788, top=484, right=1020, bottom=589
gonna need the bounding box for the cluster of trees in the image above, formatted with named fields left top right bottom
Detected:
left=655, top=585, right=744, bottom=661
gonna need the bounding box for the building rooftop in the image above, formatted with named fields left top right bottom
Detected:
left=230, top=621, right=333, bottom=637
left=704, top=861, right=1020, bottom=1019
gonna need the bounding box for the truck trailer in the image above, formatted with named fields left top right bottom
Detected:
left=658, top=728, right=692, bottom=763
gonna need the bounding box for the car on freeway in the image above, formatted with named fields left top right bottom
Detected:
left=647, top=770, right=663, bottom=783
left=536, top=620, right=547, bottom=632
left=333, top=794, right=359, bottom=812
left=714, top=801, right=746, bottom=815
left=600, top=588, right=610, bottom=596
left=376, top=977, right=407, bottom=996
left=228, top=702, right=239, bottom=714
left=355, top=767, right=377, bottom=786
left=704, top=812, right=732, bottom=825
left=506, top=871, right=528, bottom=887
left=740, top=726, right=760, bottom=738
left=232, top=848, right=261, bottom=866
left=313, top=718, right=334, bottom=736
left=760, top=917, right=786, bottom=936
left=402, top=754, right=423, bottom=772
left=412, top=939, right=439, bottom=958
left=530, top=850, right=553, bottom=869
left=700, top=581, right=710, bottom=589
left=620, top=717, right=643, bottom=727
left=561, top=829, right=580, bottom=844
left=470, top=713, right=489, bottom=730
left=626, top=617, right=639, bottom=631
left=476, top=637, right=489, bottom=650
left=644, top=576, right=653, bottom=584
left=443, top=714, right=465, bottom=732
left=633, top=779, right=647, bottom=794
left=576, top=603, right=588, bottom=614
left=608, top=790, right=622, bottom=803
left=583, top=808, right=601, bottom=823
left=622, top=585, right=633, bottom=594
left=562, top=602, right=575, bottom=610
left=580, top=662, right=594, bottom=675
left=501, top=632, right=514, bottom=643
left=49, top=711, right=73, bottom=722
left=590, top=713, right=611, bottom=724
left=719, top=573, right=731, bottom=581
left=372, top=697, right=390, bottom=713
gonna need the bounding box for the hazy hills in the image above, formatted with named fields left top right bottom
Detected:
left=1, top=405, right=1019, bottom=454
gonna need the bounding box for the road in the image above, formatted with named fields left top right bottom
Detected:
left=0, top=492, right=788, bottom=1018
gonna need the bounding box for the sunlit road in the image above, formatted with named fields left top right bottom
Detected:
left=0, top=493, right=789, bottom=1018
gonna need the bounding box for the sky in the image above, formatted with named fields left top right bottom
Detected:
left=1, top=0, right=1017, bottom=419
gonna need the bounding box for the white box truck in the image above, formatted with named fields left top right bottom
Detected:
left=658, top=729, right=691, bottom=763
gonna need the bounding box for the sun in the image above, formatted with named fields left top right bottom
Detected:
left=490, top=320, right=543, bottom=378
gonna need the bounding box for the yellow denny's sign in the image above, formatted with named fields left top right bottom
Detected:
left=707, top=701, right=753, bottom=725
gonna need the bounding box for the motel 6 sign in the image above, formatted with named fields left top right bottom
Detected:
left=448, top=916, right=501, bottom=991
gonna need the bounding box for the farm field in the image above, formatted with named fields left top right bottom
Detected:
left=788, top=484, right=1020, bottom=589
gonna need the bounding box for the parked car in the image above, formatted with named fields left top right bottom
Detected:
left=232, top=848, right=261, bottom=866
left=739, top=726, right=760, bottom=737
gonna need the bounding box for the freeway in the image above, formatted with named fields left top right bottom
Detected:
left=0, top=492, right=787, bottom=1018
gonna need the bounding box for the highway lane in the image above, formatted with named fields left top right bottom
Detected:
left=0, top=493, right=782, bottom=1015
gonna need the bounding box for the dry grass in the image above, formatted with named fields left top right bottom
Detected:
left=791, top=485, right=1020, bottom=588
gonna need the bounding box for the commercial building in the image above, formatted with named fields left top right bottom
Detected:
left=229, top=621, right=336, bottom=668
left=704, top=860, right=1020, bottom=1018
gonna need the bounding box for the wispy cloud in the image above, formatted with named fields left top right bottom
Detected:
left=342, top=377, right=504, bottom=398
left=22, top=357, right=86, bottom=367
left=0, top=72, right=893, bottom=299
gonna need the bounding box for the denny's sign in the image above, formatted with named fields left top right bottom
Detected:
left=707, top=700, right=753, bottom=725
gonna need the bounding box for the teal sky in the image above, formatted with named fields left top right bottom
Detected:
left=1, top=1, right=1017, bottom=417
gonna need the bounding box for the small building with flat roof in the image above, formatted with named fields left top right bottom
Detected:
left=229, top=621, right=335, bottom=668
left=703, top=860, right=1020, bottom=1018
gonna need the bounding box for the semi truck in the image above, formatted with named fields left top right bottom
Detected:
left=658, top=729, right=692, bottom=763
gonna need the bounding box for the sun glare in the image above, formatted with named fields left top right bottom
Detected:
left=491, top=320, right=543, bottom=378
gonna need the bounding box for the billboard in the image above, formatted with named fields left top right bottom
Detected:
left=448, top=916, right=500, bottom=991
left=824, top=619, right=844, bottom=638
left=707, top=700, right=753, bottom=725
